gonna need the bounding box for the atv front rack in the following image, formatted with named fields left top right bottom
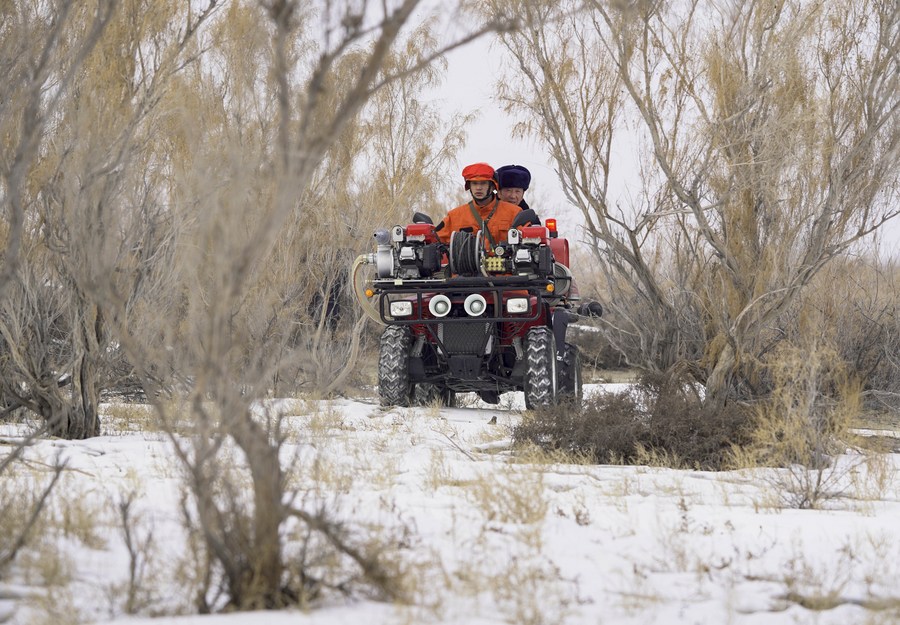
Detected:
left=373, top=275, right=555, bottom=325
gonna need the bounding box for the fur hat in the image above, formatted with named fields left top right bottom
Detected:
left=495, top=164, right=531, bottom=190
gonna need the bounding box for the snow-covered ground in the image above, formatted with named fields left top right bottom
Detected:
left=2, top=385, right=899, bottom=625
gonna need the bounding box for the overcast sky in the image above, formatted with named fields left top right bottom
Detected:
left=437, top=37, right=580, bottom=219
left=434, top=32, right=899, bottom=257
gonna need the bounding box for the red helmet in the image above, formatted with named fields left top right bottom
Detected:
left=462, top=162, right=496, bottom=190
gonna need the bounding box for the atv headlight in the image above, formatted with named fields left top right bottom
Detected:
left=506, top=297, right=529, bottom=314
left=389, top=301, right=413, bottom=317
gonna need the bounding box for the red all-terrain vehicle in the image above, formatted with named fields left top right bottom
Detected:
left=354, top=210, right=591, bottom=409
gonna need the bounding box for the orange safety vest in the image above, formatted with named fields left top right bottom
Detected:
left=436, top=197, right=524, bottom=246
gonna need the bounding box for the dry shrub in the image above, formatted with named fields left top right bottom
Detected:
left=113, top=491, right=159, bottom=615
left=513, top=390, right=647, bottom=464
left=0, top=454, right=65, bottom=578
left=514, top=369, right=754, bottom=469
left=747, top=344, right=860, bottom=466
left=171, top=430, right=413, bottom=612
left=641, top=371, right=755, bottom=469
left=736, top=343, right=871, bottom=508
left=804, top=258, right=900, bottom=418
left=467, top=466, right=549, bottom=525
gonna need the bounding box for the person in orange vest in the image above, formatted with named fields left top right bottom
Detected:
left=434, top=163, right=525, bottom=249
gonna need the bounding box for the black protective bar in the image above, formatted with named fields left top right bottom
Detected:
left=373, top=274, right=550, bottom=289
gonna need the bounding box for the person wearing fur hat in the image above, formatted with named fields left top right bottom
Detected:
left=434, top=162, right=526, bottom=247
left=495, top=166, right=603, bottom=328
left=495, top=164, right=541, bottom=225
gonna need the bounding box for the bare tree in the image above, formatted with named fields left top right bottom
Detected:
left=3, top=0, right=505, bottom=608
left=1, top=1, right=117, bottom=436
left=95, top=0, right=511, bottom=610
left=277, top=31, right=474, bottom=394
left=0, top=0, right=220, bottom=437
left=495, top=0, right=900, bottom=408
left=0, top=1, right=115, bottom=296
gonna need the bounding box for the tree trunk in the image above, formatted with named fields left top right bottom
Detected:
left=231, top=418, right=285, bottom=608
left=41, top=392, right=73, bottom=439
left=35, top=344, right=101, bottom=439
left=40, top=364, right=100, bottom=440
left=704, top=341, right=736, bottom=413
left=71, top=354, right=101, bottom=438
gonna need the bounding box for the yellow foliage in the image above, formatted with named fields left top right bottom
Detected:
left=747, top=342, right=862, bottom=469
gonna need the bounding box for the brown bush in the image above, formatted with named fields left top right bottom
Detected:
left=513, top=390, right=649, bottom=463
left=514, top=369, right=755, bottom=470
left=641, top=371, right=756, bottom=469
left=733, top=343, right=870, bottom=508
left=807, top=259, right=900, bottom=416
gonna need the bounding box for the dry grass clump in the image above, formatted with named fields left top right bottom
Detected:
left=467, top=465, right=549, bottom=526
left=100, top=403, right=161, bottom=434
left=0, top=454, right=65, bottom=579
left=51, top=484, right=111, bottom=550
left=806, top=258, right=900, bottom=418
left=744, top=345, right=861, bottom=466
left=732, top=343, right=882, bottom=508
left=0, top=470, right=40, bottom=571
left=514, top=370, right=754, bottom=470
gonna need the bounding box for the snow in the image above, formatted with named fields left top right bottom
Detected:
left=2, top=386, right=899, bottom=625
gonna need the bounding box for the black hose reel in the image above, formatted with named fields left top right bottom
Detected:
left=449, top=230, right=484, bottom=276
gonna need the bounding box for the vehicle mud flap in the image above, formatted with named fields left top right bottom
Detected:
left=552, top=309, right=574, bottom=358
left=558, top=342, right=583, bottom=405
left=409, top=356, right=426, bottom=382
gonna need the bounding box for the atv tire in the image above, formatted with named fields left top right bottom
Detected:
left=379, top=326, right=412, bottom=406
left=413, top=383, right=456, bottom=407
left=558, top=342, right=583, bottom=404
left=524, top=326, right=558, bottom=409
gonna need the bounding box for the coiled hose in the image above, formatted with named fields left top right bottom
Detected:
left=449, top=230, right=485, bottom=276
left=351, top=254, right=385, bottom=325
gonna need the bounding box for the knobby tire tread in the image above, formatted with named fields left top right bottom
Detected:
left=524, top=327, right=557, bottom=409
left=379, top=326, right=412, bottom=406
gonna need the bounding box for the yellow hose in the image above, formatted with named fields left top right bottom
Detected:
left=351, top=254, right=385, bottom=326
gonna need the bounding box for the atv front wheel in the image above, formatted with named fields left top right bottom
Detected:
left=379, top=326, right=412, bottom=406
left=524, top=327, right=558, bottom=409
left=558, top=342, right=583, bottom=404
